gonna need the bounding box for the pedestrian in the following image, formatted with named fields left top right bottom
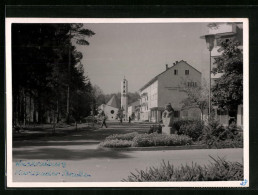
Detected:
left=101, top=113, right=108, bottom=128
left=120, top=117, right=123, bottom=124
left=128, top=116, right=131, bottom=123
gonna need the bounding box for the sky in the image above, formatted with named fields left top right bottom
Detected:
left=76, top=23, right=210, bottom=94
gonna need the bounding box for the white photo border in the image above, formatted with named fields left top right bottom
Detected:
left=5, top=18, right=249, bottom=188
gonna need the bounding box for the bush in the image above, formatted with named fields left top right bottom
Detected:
left=148, top=125, right=162, bottom=134
left=122, top=156, right=243, bottom=181
left=131, top=133, right=192, bottom=147
left=177, top=120, right=204, bottom=141
left=105, top=132, right=139, bottom=141
left=211, top=134, right=243, bottom=149
left=99, top=139, right=133, bottom=148
left=199, top=118, right=243, bottom=148
left=173, top=119, right=194, bottom=131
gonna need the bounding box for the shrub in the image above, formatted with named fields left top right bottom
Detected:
left=177, top=120, right=204, bottom=141
left=122, top=156, right=243, bottom=181
left=211, top=133, right=243, bottom=149
left=99, top=139, right=133, bottom=148
left=148, top=125, right=162, bottom=134
left=131, top=133, right=192, bottom=147
left=199, top=118, right=243, bottom=148
left=173, top=119, right=194, bottom=131
left=105, top=132, right=139, bottom=141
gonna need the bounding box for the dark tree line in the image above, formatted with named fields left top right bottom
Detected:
left=12, top=23, right=95, bottom=125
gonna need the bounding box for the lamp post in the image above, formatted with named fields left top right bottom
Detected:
left=202, top=34, right=215, bottom=117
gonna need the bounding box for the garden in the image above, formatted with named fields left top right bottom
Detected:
left=99, top=118, right=243, bottom=149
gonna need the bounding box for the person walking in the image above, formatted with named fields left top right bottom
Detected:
left=101, top=112, right=108, bottom=128
left=128, top=116, right=131, bottom=123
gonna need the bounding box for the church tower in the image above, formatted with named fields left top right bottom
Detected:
left=121, top=77, right=128, bottom=120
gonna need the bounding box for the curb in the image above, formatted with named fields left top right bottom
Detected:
left=99, top=145, right=243, bottom=151
left=99, top=144, right=210, bottom=151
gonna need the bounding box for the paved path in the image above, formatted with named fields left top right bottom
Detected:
left=12, top=122, right=243, bottom=182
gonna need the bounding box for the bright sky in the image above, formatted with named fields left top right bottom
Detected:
left=76, top=23, right=210, bottom=94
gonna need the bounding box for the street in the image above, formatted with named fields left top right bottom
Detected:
left=12, top=122, right=243, bottom=182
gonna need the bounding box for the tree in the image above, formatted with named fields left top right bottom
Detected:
left=92, top=84, right=106, bottom=107
left=211, top=39, right=243, bottom=116
left=12, top=23, right=95, bottom=126
left=181, top=79, right=209, bottom=121
left=64, top=24, right=95, bottom=122
left=117, top=107, right=124, bottom=121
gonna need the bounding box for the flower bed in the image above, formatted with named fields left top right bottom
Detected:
left=99, top=139, right=133, bottom=148
left=99, top=132, right=192, bottom=148
left=131, top=133, right=192, bottom=147
left=122, top=156, right=243, bottom=181
left=105, top=132, right=138, bottom=141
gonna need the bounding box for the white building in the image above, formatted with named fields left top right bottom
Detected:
left=139, top=60, right=202, bottom=122
left=98, top=95, right=119, bottom=121
left=128, top=100, right=140, bottom=121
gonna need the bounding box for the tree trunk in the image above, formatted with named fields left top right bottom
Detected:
left=29, top=93, right=32, bottom=124
left=66, top=30, right=71, bottom=123
left=23, top=89, right=26, bottom=127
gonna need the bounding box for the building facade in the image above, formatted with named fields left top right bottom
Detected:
left=98, top=95, right=119, bottom=121
left=139, top=60, right=202, bottom=122
left=128, top=100, right=140, bottom=121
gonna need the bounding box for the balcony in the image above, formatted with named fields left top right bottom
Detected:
left=207, top=23, right=237, bottom=36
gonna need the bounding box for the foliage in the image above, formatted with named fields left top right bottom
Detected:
left=116, top=107, right=124, bottom=120
left=173, top=119, right=195, bottom=131
left=12, top=24, right=95, bottom=125
left=100, top=132, right=192, bottom=148
left=131, top=133, right=192, bottom=147
left=148, top=125, right=162, bottom=134
left=122, top=156, right=243, bottom=181
left=181, top=79, right=209, bottom=121
left=106, top=132, right=139, bottom=141
left=99, top=139, right=133, bottom=148
left=211, top=39, right=243, bottom=115
left=199, top=118, right=243, bottom=148
left=177, top=120, right=204, bottom=141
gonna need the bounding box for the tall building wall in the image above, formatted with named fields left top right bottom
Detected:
left=158, top=61, right=202, bottom=110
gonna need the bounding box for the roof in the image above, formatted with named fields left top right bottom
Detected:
left=106, top=95, right=119, bottom=109
left=139, top=60, right=201, bottom=91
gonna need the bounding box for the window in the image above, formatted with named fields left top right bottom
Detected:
left=188, top=82, right=197, bottom=87
left=174, top=69, right=178, bottom=75
left=185, top=70, right=189, bottom=75
left=123, top=90, right=125, bottom=93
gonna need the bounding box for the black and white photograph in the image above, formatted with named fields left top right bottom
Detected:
left=5, top=18, right=249, bottom=187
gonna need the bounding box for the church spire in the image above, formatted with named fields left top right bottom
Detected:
left=121, top=77, right=128, bottom=120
